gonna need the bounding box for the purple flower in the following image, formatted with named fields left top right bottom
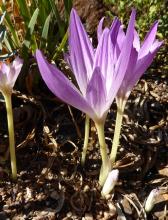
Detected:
left=117, top=22, right=163, bottom=104
left=35, top=9, right=136, bottom=124
left=106, top=17, right=163, bottom=163
left=118, top=24, right=162, bottom=105
left=0, top=57, right=23, bottom=95
left=98, top=17, right=163, bottom=106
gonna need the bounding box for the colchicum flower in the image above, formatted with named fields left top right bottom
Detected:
left=36, top=9, right=135, bottom=185
left=104, top=20, right=163, bottom=163
left=0, top=57, right=23, bottom=179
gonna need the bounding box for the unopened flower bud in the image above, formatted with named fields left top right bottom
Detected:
left=101, top=169, right=119, bottom=196
left=145, top=189, right=159, bottom=213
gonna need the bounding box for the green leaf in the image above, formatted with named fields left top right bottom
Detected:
left=42, top=13, right=51, bottom=40
left=48, top=0, right=65, bottom=37
left=52, top=29, right=68, bottom=60
left=22, top=8, right=39, bottom=56
left=64, top=0, right=72, bottom=18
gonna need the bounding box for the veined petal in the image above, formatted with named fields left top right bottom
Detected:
left=139, top=21, right=158, bottom=58
left=86, top=67, right=107, bottom=119
left=97, top=17, right=104, bottom=42
left=36, top=50, right=95, bottom=119
left=116, top=46, right=138, bottom=100
left=122, top=40, right=163, bottom=100
left=69, top=9, right=94, bottom=95
left=94, top=28, right=114, bottom=86
left=9, top=57, right=23, bottom=87
left=133, top=29, right=140, bottom=51
left=109, top=9, right=136, bottom=101
left=110, top=17, right=121, bottom=46
left=117, top=26, right=125, bottom=52
left=134, top=40, right=163, bottom=79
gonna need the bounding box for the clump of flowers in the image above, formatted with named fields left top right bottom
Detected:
left=36, top=8, right=162, bottom=188
left=0, top=57, right=23, bottom=179
left=36, top=8, right=135, bottom=186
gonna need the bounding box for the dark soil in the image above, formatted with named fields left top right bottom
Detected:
left=0, top=0, right=168, bottom=219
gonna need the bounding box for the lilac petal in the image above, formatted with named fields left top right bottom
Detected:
left=110, top=17, right=121, bottom=46
left=86, top=67, right=107, bottom=119
left=117, top=46, right=138, bottom=100
left=97, top=17, right=104, bottom=42
left=94, top=28, right=116, bottom=94
left=139, top=21, right=158, bottom=58
left=1, top=63, right=10, bottom=75
left=9, top=57, right=23, bottom=87
left=116, top=25, right=125, bottom=52
left=124, top=41, right=163, bottom=99
left=69, top=9, right=94, bottom=95
left=133, top=29, right=140, bottom=51
left=36, top=50, right=95, bottom=119
left=109, top=9, right=136, bottom=101
left=134, top=41, right=163, bottom=79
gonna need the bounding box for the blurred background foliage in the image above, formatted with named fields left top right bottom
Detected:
left=103, top=0, right=168, bottom=39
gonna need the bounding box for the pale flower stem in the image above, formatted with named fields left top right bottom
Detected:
left=81, top=115, right=90, bottom=166
left=95, top=122, right=110, bottom=186
left=4, top=93, right=17, bottom=180
left=110, top=104, right=125, bottom=164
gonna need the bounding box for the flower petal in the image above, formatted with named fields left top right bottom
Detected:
left=69, top=9, right=94, bottom=95
left=133, top=29, right=140, bottom=51
left=86, top=67, right=107, bottom=120
left=134, top=40, right=163, bottom=80
left=110, top=17, right=121, bottom=46
left=97, top=17, right=104, bottom=42
left=9, top=57, right=23, bottom=87
left=35, top=50, right=95, bottom=119
left=139, top=21, right=158, bottom=58
left=109, top=9, right=136, bottom=101
left=94, top=28, right=114, bottom=91
left=117, top=46, right=138, bottom=100
left=117, top=26, right=125, bottom=52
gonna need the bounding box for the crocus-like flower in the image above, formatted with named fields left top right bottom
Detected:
left=0, top=57, right=23, bottom=179
left=101, top=169, right=119, bottom=196
left=106, top=19, right=163, bottom=163
left=0, top=57, right=23, bottom=95
left=36, top=8, right=136, bottom=185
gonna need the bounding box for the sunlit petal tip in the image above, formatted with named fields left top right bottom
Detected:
left=97, top=17, right=105, bottom=41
